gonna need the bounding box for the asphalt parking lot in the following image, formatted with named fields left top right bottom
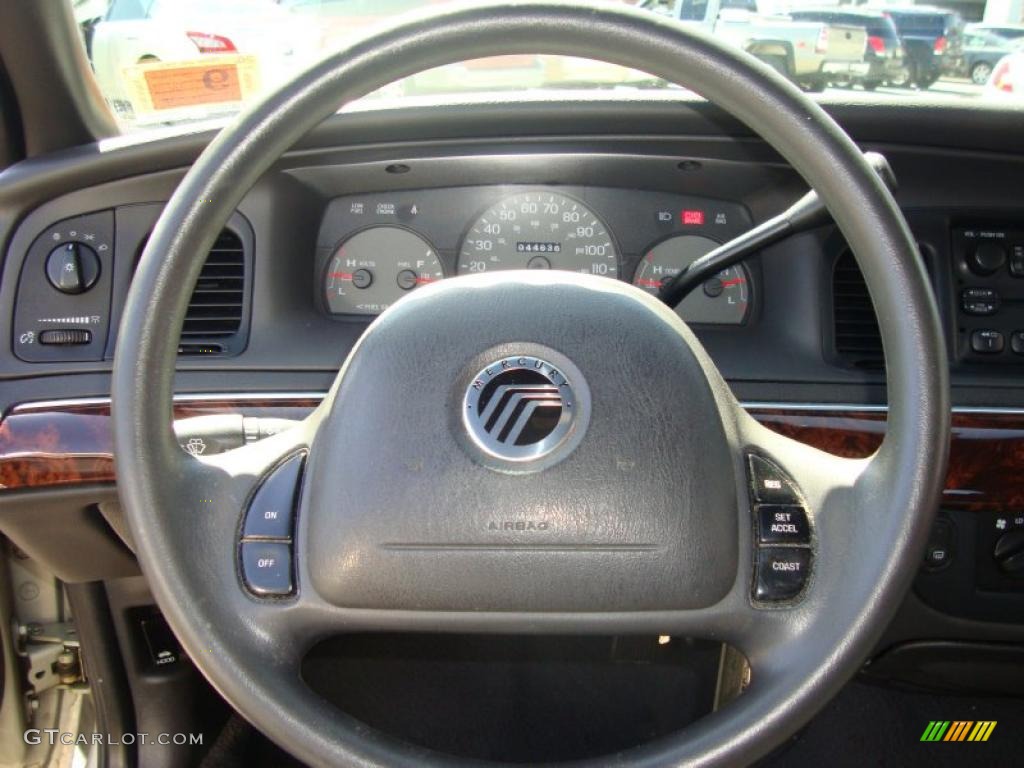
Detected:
left=826, top=77, right=985, bottom=98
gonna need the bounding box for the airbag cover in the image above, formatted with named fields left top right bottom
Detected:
left=305, top=272, right=738, bottom=611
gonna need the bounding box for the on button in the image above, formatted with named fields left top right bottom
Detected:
left=242, top=454, right=303, bottom=539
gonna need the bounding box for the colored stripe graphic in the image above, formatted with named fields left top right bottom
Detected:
left=944, top=721, right=972, bottom=741
left=968, top=722, right=997, bottom=742
left=920, top=721, right=949, bottom=741
left=920, top=720, right=996, bottom=742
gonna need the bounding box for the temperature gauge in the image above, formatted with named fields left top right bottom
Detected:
left=633, top=235, right=750, bottom=325
left=324, top=226, right=444, bottom=315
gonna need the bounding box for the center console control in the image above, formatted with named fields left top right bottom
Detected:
left=13, top=211, right=115, bottom=363
left=952, top=226, right=1024, bottom=363
left=916, top=510, right=1024, bottom=624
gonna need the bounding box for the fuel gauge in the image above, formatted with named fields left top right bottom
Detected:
left=324, top=226, right=444, bottom=315
left=633, top=235, right=750, bottom=325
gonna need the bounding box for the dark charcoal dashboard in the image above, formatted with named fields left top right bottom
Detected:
left=2, top=98, right=1024, bottom=694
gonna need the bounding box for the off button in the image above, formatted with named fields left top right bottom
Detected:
left=241, top=542, right=293, bottom=596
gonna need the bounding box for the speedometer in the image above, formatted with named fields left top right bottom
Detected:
left=458, top=192, right=618, bottom=277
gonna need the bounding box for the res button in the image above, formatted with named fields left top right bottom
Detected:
left=748, top=455, right=800, bottom=505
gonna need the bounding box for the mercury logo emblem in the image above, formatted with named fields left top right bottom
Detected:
left=463, top=354, right=583, bottom=463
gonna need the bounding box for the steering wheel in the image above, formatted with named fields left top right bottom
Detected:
left=112, top=2, right=949, bottom=765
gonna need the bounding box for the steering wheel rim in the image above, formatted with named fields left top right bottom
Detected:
left=111, top=2, right=949, bottom=766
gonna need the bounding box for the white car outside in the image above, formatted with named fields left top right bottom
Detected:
left=986, top=50, right=1024, bottom=98
left=91, top=0, right=315, bottom=126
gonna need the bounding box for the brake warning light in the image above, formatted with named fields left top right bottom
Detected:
left=681, top=210, right=705, bottom=225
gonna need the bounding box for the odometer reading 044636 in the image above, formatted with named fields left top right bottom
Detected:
left=458, top=192, right=618, bottom=277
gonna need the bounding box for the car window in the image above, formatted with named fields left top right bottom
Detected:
left=967, top=33, right=1002, bottom=47
left=282, top=0, right=428, bottom=12
left=104, top=0, right=155, bottom=22
left=69, top=0, right=1022, bottom=137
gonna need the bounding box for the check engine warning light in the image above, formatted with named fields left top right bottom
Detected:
left=681, top=209, right=705, bottom=226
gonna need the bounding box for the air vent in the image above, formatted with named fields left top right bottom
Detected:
left=832, top=250, right=884, bottom=370
left=179, top=229, right=246, bottom=355
left=177, top=343, right=224, bottom=356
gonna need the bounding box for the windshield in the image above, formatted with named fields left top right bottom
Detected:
left=72, top=0, right=1022, bottom=134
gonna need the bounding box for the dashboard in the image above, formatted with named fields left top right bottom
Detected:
left=2, top=103, right=1024, bottom=406
left=316, top=186, right=753, bottom=323
left=2, top=100, right=1024, bottom=688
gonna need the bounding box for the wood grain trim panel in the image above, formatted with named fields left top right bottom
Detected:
left=749, top=408, right=1024, bottom=512
left=2, top=399, right=1023, bottom=511
left=0, top=398, right=319, bottom=492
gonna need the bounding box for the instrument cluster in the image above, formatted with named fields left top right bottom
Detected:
left=316, top=185, right=756, bottom=325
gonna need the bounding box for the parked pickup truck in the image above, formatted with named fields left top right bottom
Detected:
left=642, top=0, right=869, bottom=92
left=877, top=6, right=964, bottom=90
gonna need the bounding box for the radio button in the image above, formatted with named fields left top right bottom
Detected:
left=1011, top=331, right=1024, bottom=356
left=1009, top=244, right=1024, bottom=277
left=969, top=242, right=1007, bottom=276
left=961, top=288, right=1000, bottom=316
left=970, top=330, right=1004, bottom=354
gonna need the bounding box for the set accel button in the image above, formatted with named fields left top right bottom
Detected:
left=757, top=505, right=810, bottom=545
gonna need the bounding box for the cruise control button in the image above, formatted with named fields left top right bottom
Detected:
left=754, top=547, right=811, bottom=601
left=241, top=542, right=293, bottom=596
left=757, top=505, right=810, bottom=545
left=242, top=454, right=303, bottom=539
left=748, top=455, right=800, bottom=505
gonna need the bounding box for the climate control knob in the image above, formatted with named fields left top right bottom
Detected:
left=993, top=528, right=1024, bottom=577
left=969, top=242, right=1007, bottom=276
